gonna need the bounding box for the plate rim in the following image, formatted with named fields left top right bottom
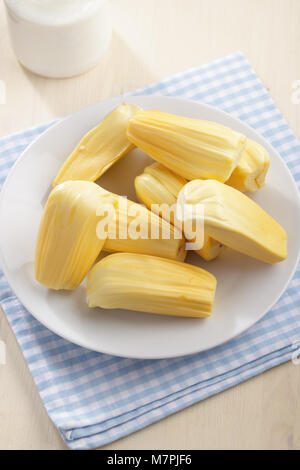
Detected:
left=0, top=94, right=300, bottom=359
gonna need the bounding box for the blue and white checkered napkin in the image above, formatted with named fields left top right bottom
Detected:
left=1, top=52, right=300, bottom=449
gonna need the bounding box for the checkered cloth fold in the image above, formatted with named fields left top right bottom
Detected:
left=0, top=52, right=300, bottom=449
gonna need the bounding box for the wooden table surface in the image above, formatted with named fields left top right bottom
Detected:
left=0, top=0, right=299, bottom=450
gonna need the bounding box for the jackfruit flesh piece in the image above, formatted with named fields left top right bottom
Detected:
left=127, top=110, right=246, bottom=181
left=135, top=162, right=187, bottom=225
left=53, top=103, right=141, bottom=187
left=35, top=181, right=108, bottom=290
left=135, top=162, right=223, bottom=260
left=100, top=186, right=186, bottom=262
left=86, top=253, right=217, bottom=318
left=195, top=234, right=224, bottom=261
left=226, top=139, right=270, bottom=192
left=178, top=179, right=287, bottom=264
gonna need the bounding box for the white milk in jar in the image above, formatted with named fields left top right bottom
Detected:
left=4, top=0, right=112, bottom=78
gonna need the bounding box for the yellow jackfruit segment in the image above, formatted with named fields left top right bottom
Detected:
left=53, top=103, right=141, bottom=187
left=179, top=179, right=287, bottom=264
left=195, top=234, right=224, bottom=261
left=226, top=139, right=270, bottom=192
left=127, top=110, right=246, bottom=181
left=35, top=181, right=108, bottom=290
left=99, top=186, right=186, bottom=262
left=135, top=162, right=223, bottom=260
left=87, top=253, right=217, bottom=318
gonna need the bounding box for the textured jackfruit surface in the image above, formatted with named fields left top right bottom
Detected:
left=87, top=253, right=217, bottom=318
left=53, top=103, right=141, bottom=186
left=179, top=179, right=287, bottom=264
left=127, top=110, right=246, bottom=181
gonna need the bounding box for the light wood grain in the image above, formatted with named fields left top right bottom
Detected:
left=0, top=0, right=299, bottom=450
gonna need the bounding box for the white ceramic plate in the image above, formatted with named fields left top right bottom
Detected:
left=0, top=95, right=300, bottom=359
